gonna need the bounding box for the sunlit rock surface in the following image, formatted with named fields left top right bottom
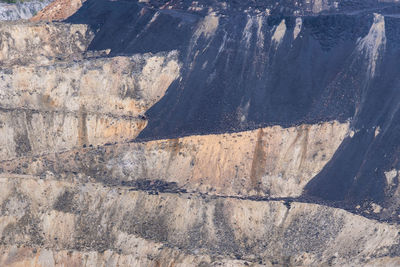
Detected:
left=0, top=175, right=399, bottom=266
left=0, top=21, right=94, bottom=65
left=0, top=0, right=400, bottom=266
left=0, top=51, right=180, bottom=159
left=31, top=0, right=86, bottom=22
left=0, top=121, right=349, bottom=198
left=0, top=0, right=51, bottom=21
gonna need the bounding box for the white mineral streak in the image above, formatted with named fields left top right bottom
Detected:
left=194, top=12, right=219, bottom=40
left=385, top=169, right=398, bottom=187
left=188, top=11, right=219, bottom=65
left=256, top=15, right=265, bottom=49
left=293, top=17, right=302, bottom=40
left=242, top=16, right=254, bottom=48
left=357, top=13, right=386, bottom=78
left=272, top=19, right=286, bottom=47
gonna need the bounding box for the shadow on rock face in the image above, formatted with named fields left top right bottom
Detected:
left=66, top=0, right=400, bottom=222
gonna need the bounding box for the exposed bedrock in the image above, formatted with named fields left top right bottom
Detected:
left=0, top=52, right=180, bottom=159
left=0, top=175, right=399, bottom=266
left=0, top=53, right=180, bottom=115
left=0, top=0, right=51, bottom=21
left=0, top=0, right=400, bottom=266
left=0, top=20, right=180, bottom=159
left=0, top=121, right=349, bottom=199
left=66, top=0, right=400, bottom=221
left=31, top=0, right=86, bottom=22
left=0, top=21, right=93, bottom=66
left=0, top=109, right=146, bottom=160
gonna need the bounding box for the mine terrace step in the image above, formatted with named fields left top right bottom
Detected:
left=0, top=175, right=398, bottom=266
left=0, top=21, right=94, bottom=66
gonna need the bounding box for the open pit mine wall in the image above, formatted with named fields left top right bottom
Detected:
left=65, top=0, right=400, bottom=221
left=0, top=174, right=400, bottom=266
left=31, top=0, right=86, bottom=22
left=0, top=0, right=51, bottom=20
left=0, top=0, right=399, bottom=266
left=0, top=22, right=180, bottom=159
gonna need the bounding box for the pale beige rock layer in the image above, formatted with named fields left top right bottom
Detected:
left=0, top=121, right=349, bottom=198
left=118, top=121, right=349, bottom=197
left=0, top=16, right=396, bottom=267
left=0, top=109, right=147, bottom=159
left=0, top=22, right=93, bottom=66
left=0, top=51, right=180, bottom=160
left=0, top=246, right=255, bottom=267
left=0, top=53, right=180, bottom=116
left=0, top=175, right=398, bottom=266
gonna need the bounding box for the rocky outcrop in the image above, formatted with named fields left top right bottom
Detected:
left=0, top=54, right=179, bottom=114
left=0, top=22, right=94, bottom=66
left=0, top=175, right=399, bottom=266
left=0, top=121, right=349, bottom=198
left=0, top=0, right=51, bottom=21
left=66, top=0, right=400, bottom=221
left=31, top=0, right=85, bottom=22
left=1, top=0, right=400, bottom=266
left=0, top=22, right=180, bottom=159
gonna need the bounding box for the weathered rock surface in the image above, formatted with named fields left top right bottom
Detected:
left=0, top=24, right=179, bottom=159
left=0, top=21, right=93, bottom=66
left=0, top=109, right=146, bottom=159
left=0, top=121, right=349, bottom=198
left=66, top=0, right=400, bottom=220
left=0, top=175, right=399, bottom=266
left=31, top=0, right=85, bottom=22
left=0, top=19, right=180, bottom=160
left=0, top=53, right=179, bottom=115
left=0, top=0, right=399, bottom=266
left=0, top=0, right=51, bottom=21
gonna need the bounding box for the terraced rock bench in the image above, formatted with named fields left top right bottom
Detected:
left=0, top=0, right=400, bottom=266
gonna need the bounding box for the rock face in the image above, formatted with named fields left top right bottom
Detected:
left=0, top=0, right=51, bottom=21
left=0, top=22, right=180, bottom=159
left=67, top=0, right=400, bottom=221
left=0, top=21, right=94, bottom=65
left=0, top=0, right=400, bottom=266
left=0, top=175, right=400, bottom=266
left=31, top=0, right=86, bottom=22
left=0, top=121, right=349, bottom=198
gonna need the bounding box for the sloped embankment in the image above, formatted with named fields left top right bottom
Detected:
left=0, top=0, right=400, bottom=266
